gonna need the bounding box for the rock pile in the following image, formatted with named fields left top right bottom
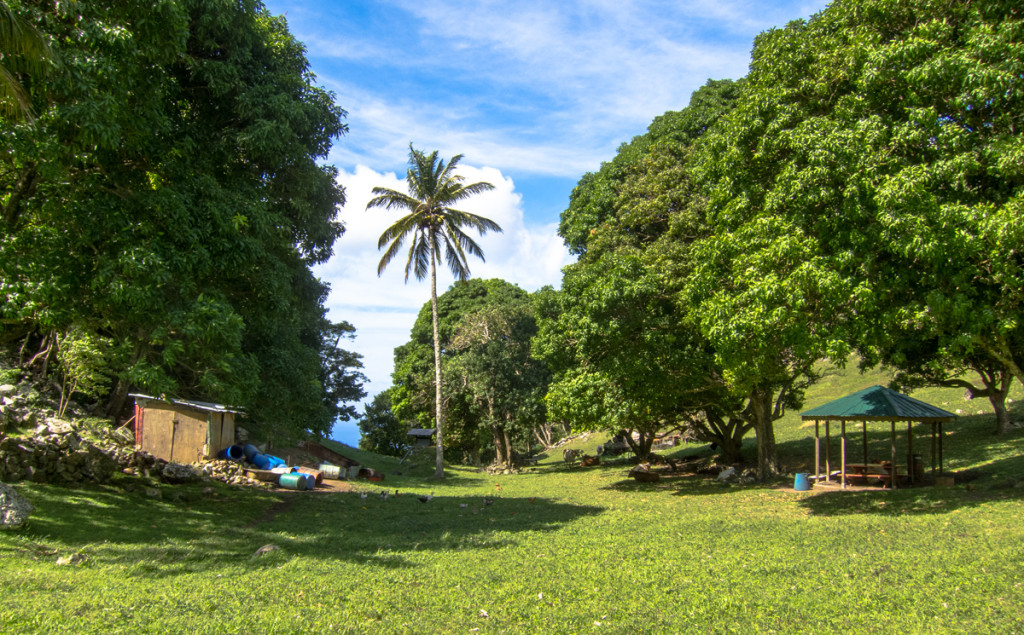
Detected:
left=0, top=482, right=33, bottom=530
left=0, top=431, right=119, bottom=484
left=0, top=374, right=268, bottom=490
left=0, top=419, right=269, bottom=489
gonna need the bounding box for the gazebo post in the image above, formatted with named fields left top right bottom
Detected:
left=889, top=420, right=897, bottom=489
left=939, top=421, right=944, bottom=475
left=815, top=419, right=821, bottom=483
left=907, top=421, right=914, bottom=485
left=862, top=420, right=868, bottom=464
left=931, top=422, right=937, bottom=479
left=841, top=419, right=847, bottom=489
left=825, top=419, right=831, bottom=482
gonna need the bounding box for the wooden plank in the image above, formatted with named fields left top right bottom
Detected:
left=245, top=469, right=279, bottom=483
left=169, top=407, right=207, bottom=464
left=140, top=406, right=176, bottom=460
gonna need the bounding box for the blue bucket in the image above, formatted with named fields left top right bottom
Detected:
left=794, top=473, right=811, bottom=491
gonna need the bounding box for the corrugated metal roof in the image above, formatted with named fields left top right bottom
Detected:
left=130, top=393, right=244, bottom=415
left=800, top=385, right=956, bottom=421
left=407, top=428, right=436, bottom=437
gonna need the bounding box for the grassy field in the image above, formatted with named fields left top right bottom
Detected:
left=2, top=370, right=1023, bottom=633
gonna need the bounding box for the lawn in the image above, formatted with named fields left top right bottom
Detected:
left=2, top=373, right=1023, bottom=633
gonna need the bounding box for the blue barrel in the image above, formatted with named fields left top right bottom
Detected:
left=225, top=444, right=245, bottom=461
left=243, top=444, right=260, bottom=462
left=278, top=473, right=306, bottom=490
left=794, top=473, right=811, bottom=491
left=302, top=474, right=316, bottom=490
left=250, top=452, right=272, bottom=470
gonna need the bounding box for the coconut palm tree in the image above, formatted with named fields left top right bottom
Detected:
left=0, top=1, right=56, bottom=121
left=368, top=144, right=501, bottom=479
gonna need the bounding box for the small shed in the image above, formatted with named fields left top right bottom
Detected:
left=407, top=428, right=435, bottom=447
left=131, top=394, right=241, bottom=464
left=800, top=385, right=957, bottom=488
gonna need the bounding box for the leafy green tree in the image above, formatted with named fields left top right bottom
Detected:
left=55, top=325, right=112, bottom=418
left=693, top=0, right=1024, bottom=448
left=391, top=279, right=546, bottom=466
left=450, top=292, right=548, bottom=469
left=543, top=80, right=753, bottom=463
left=358, top=389, right=408, bottom=457
left=368, top=145, right=501, bottom=478
left=0, top=0, right=362, bottom=442
left=865, top=335, right=1016, bottom=435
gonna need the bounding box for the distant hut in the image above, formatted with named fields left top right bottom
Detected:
left=407, top=428, right=435, bottom=448
left=131, top=394, right=241, bottom=464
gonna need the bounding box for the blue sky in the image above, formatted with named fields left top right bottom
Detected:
left=261, top=0, right=830, bottom=446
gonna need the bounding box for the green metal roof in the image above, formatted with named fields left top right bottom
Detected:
left=800, top=385, right=957, bottom=422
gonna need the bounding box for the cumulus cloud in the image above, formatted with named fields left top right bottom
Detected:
left=317, top=163, right=574, bottom=411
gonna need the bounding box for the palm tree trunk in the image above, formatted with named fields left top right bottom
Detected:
left=430, top=250, right=445, bottom=479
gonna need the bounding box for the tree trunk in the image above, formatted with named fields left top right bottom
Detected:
left=749, top=386, right=780, bottom=482
left=430, top=251, right=445, bottom=479
left=623, top=429, right=655, bottom=461
left=502, top=428, right=513, bottom=469
left=703, top=411, right=749, bottom=464
left=491, top=424, right=504, bottom=467
left=981, top=370, right=1013, bottom=435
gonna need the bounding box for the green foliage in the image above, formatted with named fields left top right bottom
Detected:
left=392, top=279, right=549, bottom=466
left=0, top=0, right=363, bottom=441
left=55, top=326, right=112, bottom=418
left=543, top=80, right=752, bottom=461
left=686, top=0, right=1024, bottom=467
left=0, top=0, right=57, bottom=120
left=357, top=389, right=408, bottom=457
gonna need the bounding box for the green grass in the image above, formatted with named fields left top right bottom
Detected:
left=2, top=374, right=1024, bottom=633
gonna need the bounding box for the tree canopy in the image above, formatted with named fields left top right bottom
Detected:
left=391, top=278, right=549, bottom=468
left=545, top=0, right=1024, bottom=477
left=0, top=0, right=363, bottom=441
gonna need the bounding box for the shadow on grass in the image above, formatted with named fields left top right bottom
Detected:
left=5, top=477, right=603, bottom=576
left=797, top=482, right=1024, bottom=517
left=796, top=451, right=1024, bottom=517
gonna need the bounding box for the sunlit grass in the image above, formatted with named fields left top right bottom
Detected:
left=2, top=372, right=1023, bottom=633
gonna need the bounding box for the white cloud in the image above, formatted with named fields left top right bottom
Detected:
left=317, top=163, right=574, bottom=411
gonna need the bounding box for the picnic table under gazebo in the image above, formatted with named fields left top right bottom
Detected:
left=800, top=385, right=957, bottom=489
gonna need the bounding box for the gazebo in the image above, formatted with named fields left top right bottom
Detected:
left=800, top=385, right=957, bottom=488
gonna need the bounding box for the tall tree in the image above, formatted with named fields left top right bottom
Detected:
left=368, top=145, right=501, bottom=478
left=543, top=80, right=754, bottom=463
left=449, top=288, right=548, bottom=470
left=391, top=278, right=545, bottom=467
left=0, top=0, right=361, bottom=442
left=694, top=0, right=1024, bottom=444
